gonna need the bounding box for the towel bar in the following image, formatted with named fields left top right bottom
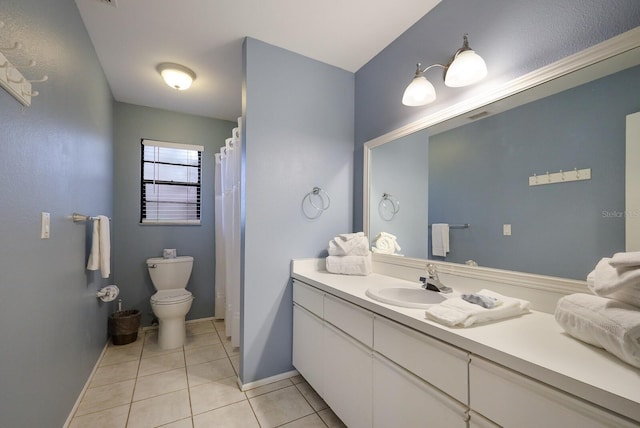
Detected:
left=72, top=213, right=111, bottom=222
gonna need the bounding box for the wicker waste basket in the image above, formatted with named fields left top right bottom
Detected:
left=108, top=309, right=141, bottom=345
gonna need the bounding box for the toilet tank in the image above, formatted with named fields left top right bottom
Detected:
left=147, top=256, right=193, bottom=290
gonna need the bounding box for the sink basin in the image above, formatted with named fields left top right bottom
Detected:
left=365, top=286, right=447, bottom=309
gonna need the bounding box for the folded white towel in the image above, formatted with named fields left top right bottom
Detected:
left=87, top=215, right=111, bottom=279
left=338, top=232, right=364, bottom=241
left=326, top=254, right=372, bottom=276
left=555, top=293, right=640, bottom=369
left=609, top=251, right=640, bottom=268
left=425, top=289, right=530, bottom=327
left=372, top=232, right=401, bottom=255
left=328, top=236, right=370, bottom=256
left=587, top=270, right=640, bottom=308
left=588, top=257, right=640, bottom=296
left=432, top=224, right=450, bottom=257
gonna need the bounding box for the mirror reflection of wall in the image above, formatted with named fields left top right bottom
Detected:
left=369, top=129, right=429, bottom=257
left=370, top=63, right=640, bottom=280
left=429, top=64, right=640, bottom=279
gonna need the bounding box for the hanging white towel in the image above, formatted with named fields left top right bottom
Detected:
left=555, top=293, right=640, bottom=369
left=432, top=223, right=450, bottom=257
left=87, top=215, right=111, bottom=279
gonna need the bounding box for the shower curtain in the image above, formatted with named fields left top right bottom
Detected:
left=214, top=120, right=242, bottom=348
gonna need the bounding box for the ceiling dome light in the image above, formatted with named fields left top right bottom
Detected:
left=157, top=63, right=196, bottom=90
left=444, top=35, right=487, bottom=87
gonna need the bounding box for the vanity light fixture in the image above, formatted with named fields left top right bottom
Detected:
left=157, top=62, right=196, bottom=90
left=402, top=34, right=487, bottom=106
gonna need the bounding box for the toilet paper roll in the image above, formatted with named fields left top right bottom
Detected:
left=163, top=249, right=177, bottom=259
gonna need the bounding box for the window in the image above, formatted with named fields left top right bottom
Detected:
left=140, top=139, right=204, bottom=225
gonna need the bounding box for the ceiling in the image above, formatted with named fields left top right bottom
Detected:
left=74, top=0, right=441, bottom=122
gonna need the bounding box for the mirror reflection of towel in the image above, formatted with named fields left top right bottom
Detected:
left=432, top=223, right=449, bottom=257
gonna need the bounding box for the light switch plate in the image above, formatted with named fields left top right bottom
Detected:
left=503, top=224, right=512, bottom=236
left=41, top=212, right=50, bottom=239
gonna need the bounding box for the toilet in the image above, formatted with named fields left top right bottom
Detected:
left=147, top=256, right=194, bottom=350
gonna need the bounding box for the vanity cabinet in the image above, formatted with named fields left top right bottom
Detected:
left=293, top=279, right=468, bottom=428
left=469, top=356, right=639, bottom=428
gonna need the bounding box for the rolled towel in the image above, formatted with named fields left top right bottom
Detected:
left=337, top=232, right=364, bottom=241
left=326, top=254, right=372, bottom=276
left=372, top=232, right=401, bottom=255
left=555, top=293, right=640, bottom=369
left=588, top=257, right=640, bottom=295
left=609, top=251, right=640, bottom=268
left=328, top=236, right=370, bottom=256
left=425, top=289, right=530, bottom=328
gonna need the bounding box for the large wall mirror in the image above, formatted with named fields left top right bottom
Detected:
left=365, top=29, right=640, bottom=281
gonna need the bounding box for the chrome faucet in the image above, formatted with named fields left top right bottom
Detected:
left=421, top=263, right=452, bottom=293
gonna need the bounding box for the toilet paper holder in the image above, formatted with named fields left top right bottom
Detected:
left=97, top=285, right=119, bottom=302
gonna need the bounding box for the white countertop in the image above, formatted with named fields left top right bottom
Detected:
left=291, top=259, right=640, bottom=423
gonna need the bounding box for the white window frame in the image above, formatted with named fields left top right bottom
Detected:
left=140, top=139, right=204, bottom=225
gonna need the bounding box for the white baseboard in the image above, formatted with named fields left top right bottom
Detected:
left=237, top=369, right=300, bottom=391
left=62, top=340, right=110, bottom=428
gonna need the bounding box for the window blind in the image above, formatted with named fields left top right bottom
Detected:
left=140, top=139, right=204, bottom=224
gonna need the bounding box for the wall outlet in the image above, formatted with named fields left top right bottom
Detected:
left=41, top=212, right=50, bottom=239
left=503, top=224, right=512, bottom=236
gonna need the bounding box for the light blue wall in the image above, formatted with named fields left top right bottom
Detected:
left=354, top=0, right=640, bottom=231
left=0, top=1, right=113, bottom=426
left=370, top=129, right=429, bottom=257
left=242, top=38, right=354, bottom=383
left=113, top=102, right=236, bottom=326
left=429, top=65, right=640, bottom=279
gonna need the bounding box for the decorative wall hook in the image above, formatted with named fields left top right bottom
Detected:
left=529, top=168, right=591, bottom=186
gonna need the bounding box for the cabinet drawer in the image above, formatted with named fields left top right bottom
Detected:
left=373, top=316, right=469, bottom=404
left=292, top=280, right=324, bottom=317
left=469, top=356, right=638, bottom=428
left=324, top=294, right=373, bottom=347
left=373, top=354, right=468, bottom=428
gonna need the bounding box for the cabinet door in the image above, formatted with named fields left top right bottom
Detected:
left=373, top=354, right=468, bottom=428
left=470, top=356, right=638, bottom=428
left=323, top=322, right=373, bottom=428
left=292, top=304, right=324, bottom=396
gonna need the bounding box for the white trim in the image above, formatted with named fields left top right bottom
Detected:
left=372, top=253, right=587, bottom=296
left=140, top=219, right=201, bottom=226
left=62, top=340, right=110, bottom=428
left=364, top=27, right=640, bottom=151
left=626, top=112, right=640, bottom=251
left=237, top=369, right=300, bottom=392
left=363, top=27, right=640, bottom=290
left=142, top=139, right=204, bottom=152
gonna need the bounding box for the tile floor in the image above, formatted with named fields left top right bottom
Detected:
left=69, top=319, right=346, bottom=428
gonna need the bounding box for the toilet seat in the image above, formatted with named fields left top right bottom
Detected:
left=151, top=290, right=193, bottom=305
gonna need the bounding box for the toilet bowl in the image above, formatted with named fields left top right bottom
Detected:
left=147, top=256, right=194, bottom=350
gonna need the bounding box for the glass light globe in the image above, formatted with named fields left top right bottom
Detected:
left=444, top=49, right=487, bottom=87
left=402, top=76, right=436, bottom=106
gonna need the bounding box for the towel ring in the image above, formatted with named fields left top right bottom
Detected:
left=378, top=193, right=400, bottom=221
left=302, top=187, right=330, bottom=219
